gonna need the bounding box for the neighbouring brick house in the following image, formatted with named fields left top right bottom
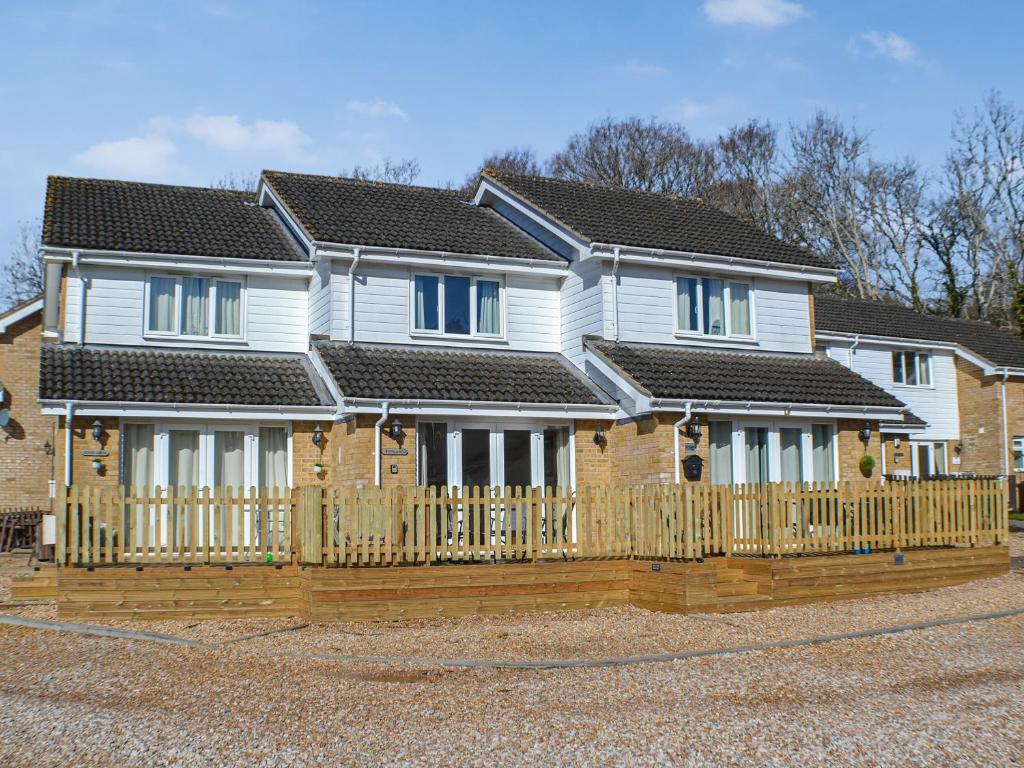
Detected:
left=0, top=296, right=55, bottom=509
left=33, top=170, right=914, bottom=494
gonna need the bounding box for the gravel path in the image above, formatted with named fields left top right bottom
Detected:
left=0, top=612, right=1020, bottom=766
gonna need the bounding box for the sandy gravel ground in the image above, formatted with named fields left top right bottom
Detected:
left=0, top=612, right=1021, bottom=766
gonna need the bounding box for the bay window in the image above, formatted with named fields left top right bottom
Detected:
left=892, top=351, right=931, bottom=386
left=145, top=275, right=244, bottom=340
left=675, top=275, right=753, bottom=338
left=412, top=274, right=503, bottom=337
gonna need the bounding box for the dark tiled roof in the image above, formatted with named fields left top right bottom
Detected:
left=43, top=176, right=303, bottom=261
left=484, top=171, right=827, bottom=269
left=881, top=410, right=927, bottom=430
left=587, top=339, right=904, bottom=408
left=39, top=345, right=332, bottom=406
left=262, top=171, right=563, bottom=262
left=815, top=296, right=1024, bottom=369
left=314, top=342, right=608, bottom=405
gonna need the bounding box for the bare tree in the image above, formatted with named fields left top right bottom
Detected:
left=462, top=147, right=541, bottom=191
left=342, top=157, right=421, bottom=185
left=547, top=116, right=717, bottom=196
left=210, top=172, right=260, bottom=193
left=1, top=219, right=43, bottom=311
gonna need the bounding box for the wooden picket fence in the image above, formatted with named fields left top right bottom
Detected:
left=59, top=478, right=1008, bottom=567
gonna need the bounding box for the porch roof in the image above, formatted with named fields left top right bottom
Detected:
left=586, top=338, right=905, bottom=409
left=313, top=342, right=611, bottom=406
left=39, top=344, right=334, bottom=407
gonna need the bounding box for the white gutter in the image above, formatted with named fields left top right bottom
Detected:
left=336, top=396, right=618, bottom=419
left=374, top=401, right=390, bottom=487
left=72, top=251, right=85, bottom=345
left=40, top=400, right=335, bottom=420
left=1001, top=369, right=1010, bottom=476
left=611, top=246, right=621, bottom=342
left=348, top=247, right=361, bottom=344
left=43, top=247, right=313, bottom=277
left=64, top=401, right=75, bottom=486
left=673, top=403, right=694, bottom=483
left=314, top=244, right=568, bottom=276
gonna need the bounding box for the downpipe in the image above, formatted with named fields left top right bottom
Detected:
left=374, top=401, right=390, bottom=487
left=348, top=247, right=361, bottom=344
left=673, top=402, right=694, bottom=484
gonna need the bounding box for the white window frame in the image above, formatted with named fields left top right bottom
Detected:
left=892, top=350, right=932, bottom=387
left=673, top=273, right=755, bottom=340
left=727, top=419, right=838, bottom=485
left=1013, top=437, right=1024, bottom=472
left=143, top=274, right=246, bottom=342
left=909, top=441, right=948, bottom=478
left=409, top=272, right=506, bottom=340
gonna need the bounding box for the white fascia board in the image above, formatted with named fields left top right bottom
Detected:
left=473, top=179, right=590, bottom=253
left=40, top=400, right=335, bottom=420
left=306, top=349, right=347, bottom=419
left=581, top=348, right=654, bottom=414
left=0, top=298, right=43, bottom=333
left=816, top=331, right=1001, bottom=375
left=587, top=244, right=838, bottom=284
left=338, top=397, right=617, bottom=420
left=313, top=244, right=568, bottom=277
left=257, top=183, right=315, bottom=255
left=880, top=424, right=927, bottom=434
left=647, top=398, right=905, bottom=420
left=42, top=247, right=313, bottom=277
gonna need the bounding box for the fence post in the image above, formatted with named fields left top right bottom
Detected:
left=295, top=485, right=323, bottom=565
left=55, top=485, right=67, bottom=566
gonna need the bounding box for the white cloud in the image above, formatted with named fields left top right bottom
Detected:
left=670, top=99, right=719, bottom=123
left=180, top=114, right=310, bottom=153
left=623, top=60, right=668, bottom=76
left=74, top=135, right=176, bottom=178
left=861, top=31, right=917, bottom=63
left=345, top=99, right=408, bottom=121
left=703, top=0, right=805, bottom=28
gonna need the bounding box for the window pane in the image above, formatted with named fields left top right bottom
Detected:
left=892, top=352, right=904, bottom=383
left=414, top=276, right=439, bottom=331
left=461, top=428, right=491, bottom=488
left=703, top=278, right=725, bottom=336
left=259, top=427, right=289, bottom=493
left=543, top=427, right=571, bottom=489
left=149, top=277, right=176, bottom=332
left=503, top=430, right=532, bottom=489
left=444, top=276, right=471, bottom=334
left=812, top=424, right=835, bottom=484
left=168, top=430, right=200, bottom=491
left=477, top=280, right=501, bottom=335
left=779, top=428, right=803, bottom=483
left=417, top=423, right=448, bottom=487
left=905, top=352, right=917, bottom=385
left=709, top=421, right=733, bottom=485
left=676, top=277, right=699, bottom=332
left=180, top=277, right=209, bottom=336
left=122, top=423, right=155, bottom=491
left=729, top=282, right=751, bottom=335
left=744, top=427, right=770, bottom=485
left=932, top=442, right=946, bottom=475
left=215, top=281, right=241, bottom=336
left=918, top=354, right=931, bottom=385
left=214, top=431, right=246, bottom=492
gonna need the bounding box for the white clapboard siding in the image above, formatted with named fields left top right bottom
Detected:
left=339, top=262, right=561, bottom=351
left=308, top=258, right=332, bottom=336
left=560, top=257, right=605, bottom=367
left=64, top=266, right=308, bottom=352
left=826, top=342, right=961, bottom=441
left=613, top=263, right=812, bottom=353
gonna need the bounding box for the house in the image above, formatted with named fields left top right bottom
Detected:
left=815, top=296, right=1024, bottom=488
left=0, top=296, right=55, bottom=510
left=36, top=170, right=909, bottom=494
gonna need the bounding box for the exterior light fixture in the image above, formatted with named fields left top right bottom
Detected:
left=954, top=443, right=964, bottom=454
left=858, top=422, right=872, bottom=443
left=91, top=419, right=104, bottom=443
left=389, top=418, right=403, bottom=441
left=685, top=418, right=702, bottom=440
left=311, top=423, right=324, bottom=448
left=593, top=423, right=607, bottom=446
left=42, top=440, right=54, bottom=456
left=91, top=458, right=102, bottom=472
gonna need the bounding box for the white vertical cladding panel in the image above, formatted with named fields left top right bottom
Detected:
left=830, top=342, right=960, bottom=441
left=613, top=262, right=812, bottom=353
left=560, top=255, right=605, bottom=368
left=64, top=264, right=308, bottom=352
left=347, top=261, right=560, bottom=350
left=308, top=258, right=332, bottom=336
left=329, top=260, right=350, bottom=340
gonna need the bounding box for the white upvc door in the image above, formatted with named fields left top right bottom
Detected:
left=730, top=420, right=817, bottom=485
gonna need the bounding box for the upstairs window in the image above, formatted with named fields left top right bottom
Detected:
left=146, top=275, right=244, bottom=340
left=676, top=276, right=752, bottom=338
left=892, top=351, right=931, bottom=386
left=412, top=274, right=503, bottom=338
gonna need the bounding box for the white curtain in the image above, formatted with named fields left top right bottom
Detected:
left=477, top=280, right=500, bottom=334
left=703, top=278, right=725, bottom=336
left=676, top=277, right=698, bottom=332
left=214, top=431, right=246, bottom=492
left=414, top=275, right=438, bottom=330
left=709, top=421, right=733, bottom=485
left=917, top=354, right=931, bottom=385
left=149, top=277, right=176, bottom=332
left=169, top=430, right=200, bottom=491
left=812, top=424, right=835, bottom=483
left=932, top=442, right=947, bottom=475
left=215, top=281, right=241, bottom=336
left=729, top=282, right=751, bottom=335
left=181, top=277, right=209, bottom=336
left=259, top=427, right=289, bottom=493
left=745, top=427, right=769, bottom=485
left=779, top=428, right=803, bottom=483
left=123, top=423, right=154, bottom=491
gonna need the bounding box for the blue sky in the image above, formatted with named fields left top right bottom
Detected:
left=1, top=0, right=1023, bottom=271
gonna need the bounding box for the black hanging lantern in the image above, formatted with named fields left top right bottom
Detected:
left=389, top=418, right=404, bottom=441
left=91, top=419, right=104, bottom=443
left=858, top=422, right=872, bottom=443
left=311, top=423, right=324, bottom=448
left=685, top=417, right=702, bottom=440
left=593, top=423, right=607, bottom=446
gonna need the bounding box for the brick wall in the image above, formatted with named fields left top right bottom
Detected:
left=836, top=419, right=883, bottom=482
left=55, top=415, right=121, bottom=490
left=0, top=314, right=56, bottom=509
